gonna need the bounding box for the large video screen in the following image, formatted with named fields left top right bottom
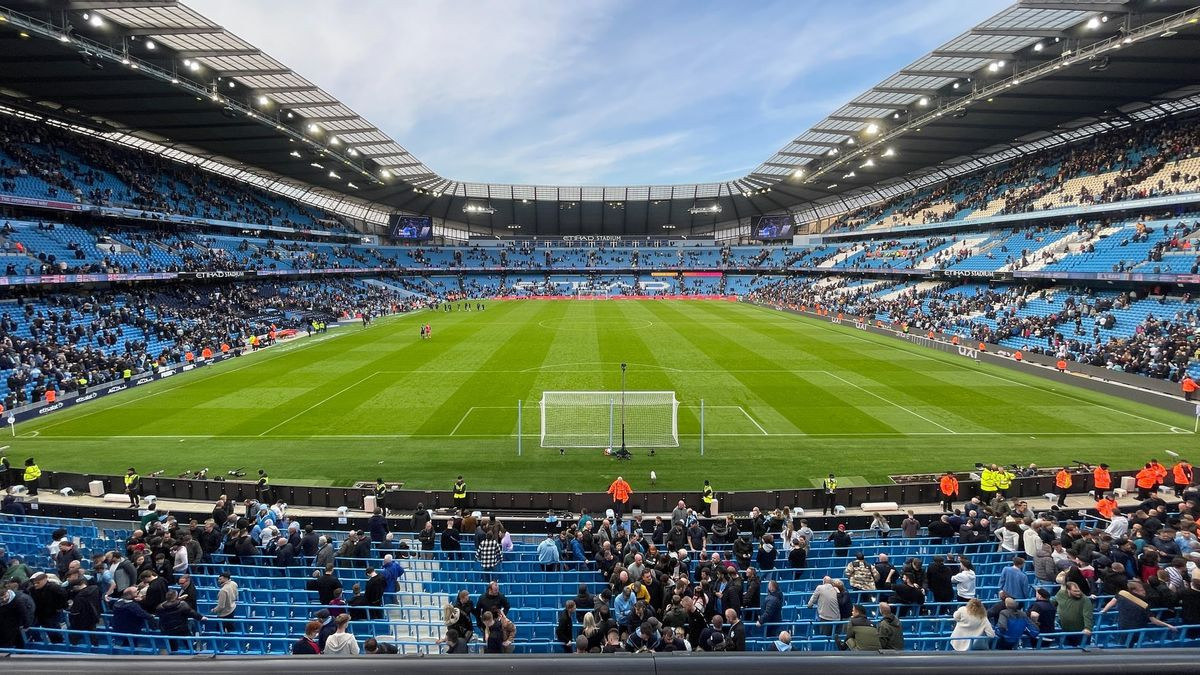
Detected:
left=752, top=215, right=794, bottom=240
left=389, top=214, right=433, bottom=240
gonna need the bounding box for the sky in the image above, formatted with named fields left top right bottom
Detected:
left=188, top=0, right=1011, bottom=186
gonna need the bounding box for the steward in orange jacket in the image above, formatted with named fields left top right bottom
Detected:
left=939, top=472, right=959, bottom=511
left=1092, top=463, right=1111, bottom=500
left=1182, top=375, right=1197, bottom=401
left=1172, top=460, right=1193, bottom=498
left=1135, top=463, right=1157, bottom=499
left=1149, top=459, right=1167, bottom=488
left=1095, top=494, right=1118, bottom=520
left=607, top=476, right=632, bottom=521
left=1054, top=468, right=1073, bottom=507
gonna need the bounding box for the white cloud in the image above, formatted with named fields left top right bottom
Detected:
left=185, top=0, right=1011, bottom=185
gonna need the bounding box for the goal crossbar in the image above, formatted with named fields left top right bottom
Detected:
left=539, top=390, right=679, bottom=448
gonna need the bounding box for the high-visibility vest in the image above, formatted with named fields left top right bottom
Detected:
left=940, top=475, right=958, bottom=496
left=124, top=473, right=139, bottom=488
left=1055, top=470, right=1072, bottom=489
left=23, top=464, right=41, bottom=481
left=996, top=471, right=1013, bottom=490
left=1174, top=462, right=1193, bottom=485
left=1151, top=463, right=1167, bottom=482
left=453, top=481, right=467, bottom=498
left=702, top=485, right=714, bottom=504
left=823, top=478, right=837, bottom=493
left=980, top=469, right=997, bottom=492
left=375, top=482, right=387, bottom=497
left=257, top=476, right=269, bottom=489
left=123, top=369, right=132, bottom=379
left=1096, top=498, right=1118, bottom=519
left=1136, top=468, right=1156, bottom=489
left=1093, top=467, right=1111, bottom=490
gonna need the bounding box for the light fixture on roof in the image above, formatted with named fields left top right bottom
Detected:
left=89, top=13, right=104, bottom=27
left=917, top=96, right=929, bottom=107
left=58, top=34, right=70, bottom=43
left=257, top=95, right=270, bottom=105
left=792, top=169, right=804, bottom=178
left=227, top=81, right=236, bottom=89
left=892, top=112, right=901, bottom=119
left=329, top=136, right=341, bottom=146
left=187, top=60, right=200, bottom=72
left=846, top=138, right=855, bottom=146
left=1033, top=42, right=1044, bottom=52
left=865, top=123, right=879, bottom=135
left=289, top=150, right=301, bottom=158
left=380, top=169, right=392, bottom=178
left=842, top=171, right=856, bottom=179
left=348, top=148, right=358, bottom=157
left=463, top=202, right=496, bottom=214
left=121, top=55, right=130, bottom=65
left=687, top=201, right=721, bottom=215
left=145, top=40, right=156, bottom=50
left=882, top=147, right=895, bottom=157
left=507, top=224, right=521, bottom=230
left=328, top=171, right=340, bottom=179
left=952, top=81, right=960, bottom=89
left=827, top=148, right=838, bottom=156
left=210, top=92, right=219, bottom=102
left=307, top=123, right=320, bottom=133
left=347, top=182, right=358, bottom=189
left=1086, top=17, right=1101, bottom=29
left=170, top=77, right=179, bottom=84
left=860, top=159, right=874, bottom=168
left=310, top=162, right=324, bottom=169
left=827, top=183, right=838, bottom=189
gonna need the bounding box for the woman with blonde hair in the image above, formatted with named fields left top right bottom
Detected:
left=950, top=598, right=994, bottom=651
left=579, top=611, right=603, bottom=652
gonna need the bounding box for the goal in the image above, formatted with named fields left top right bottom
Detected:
left=539, top=391, right=679, bottom=448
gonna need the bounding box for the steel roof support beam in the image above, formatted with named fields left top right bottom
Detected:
left=930, top=49, right=1022, bottom=59
left=177, top=49, right=261, bottom=58
left=124, top=26, right=224, bottom=36
left=969, top=28, right=1065, bottom=38
left=215, top=68, right=291, bottom=77
left=897, top=68, right=977, bottom=78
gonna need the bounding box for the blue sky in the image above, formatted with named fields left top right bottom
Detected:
left=190, top=0, right=1011, bottom=185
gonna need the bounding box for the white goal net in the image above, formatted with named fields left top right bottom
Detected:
left=539, top=391, right=679, bottom=448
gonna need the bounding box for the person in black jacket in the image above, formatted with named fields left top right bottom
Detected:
left=556, top=599, right=576, bottom=652
left=441, top=523, right=461, bottom=558
left=411, top=504, right=431, bottom=535
left=274, top=537, right=296, bottom=568
left=307, top=564, right=341, bottom=605
left=293, top=619, right=322, bottom=654
left=723, top=608, right=746, bottom=651
left=66, top=577, right=101, bottom=642
left=176, top=574, right=197, bottom=610
left=28, top=572, right=67, bottom=642
left=364, top=568, right=387, bottom=620
left=137, top=570, right=168, bottom=613
left=156, top=591, right=204, bottom=653
left=442, top=628, right=469, bottom=654
left=475, top=582, right=510, bottom=632
left=925, top=556, right=955, bottom=614
left=451, top=590, right=475, bottom=641
left=299, top=526, right=320, bottom=563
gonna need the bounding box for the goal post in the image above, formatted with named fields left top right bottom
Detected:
left=539, top=391, right=679, bottom=448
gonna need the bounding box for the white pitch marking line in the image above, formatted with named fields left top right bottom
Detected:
left=24, top=431, right=1187, bottom=440
left=258, top=372, right=382, bottom=437
left=449, top=407, right=476, bottom=436
left=822, top=369, right=958, bottom=434
left=738, top=406, right=769, bottom=436
left=759, top=306, right=1187, bottom=434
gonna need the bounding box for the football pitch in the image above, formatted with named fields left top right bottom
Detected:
left=12, top=300, right=1196, bottom=492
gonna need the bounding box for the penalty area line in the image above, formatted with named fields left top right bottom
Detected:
left=738, top=406, right=769, bottom=436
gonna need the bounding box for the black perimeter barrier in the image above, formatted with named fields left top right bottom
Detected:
left=2, top=649, right=1199, bottom=672
left=20, top=468, right=1151, bottom=521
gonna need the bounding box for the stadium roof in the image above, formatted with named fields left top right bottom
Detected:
left=0, top=0, right=1197, bottom=236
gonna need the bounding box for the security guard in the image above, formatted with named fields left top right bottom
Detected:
left=702, top=480, right=715, bottom=518
left=1054, top=467, right=1073, bottom=507
left=123, top=368, right=132, bottom=382
left=374, top=477, right=388, bottom=514
left=0, top=451, right=9, bottom=490
left=256, top=469, right=272, bottom=503
left=822, top=474, right=838, bottom=516
left=979, top=465, right=998, bottom=500
left=939, top=471, right=959, bottom=512
left=1092, top=463, right=1112, bottom=501
left=23, top=457, right=41, bottom=496
left=995, top=465, right=1014, bottom=499
left=124, top=467, right=141, bottom=508
left=452, top=475, right=468, bottom=510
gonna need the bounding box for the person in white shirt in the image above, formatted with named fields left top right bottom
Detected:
left=951, top=559, right=977, bottom=601
left=1106, top=513, right=1129, bottom=538
left=323, top=614, right=359, bottom=655
left=950, top=598, right=994, bottom=651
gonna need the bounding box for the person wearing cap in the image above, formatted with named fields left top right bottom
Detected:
left=124, top=467, right=141, bottom=508
left=313, top=608, right=337, bottom=649
left=28, top=571, right=67, bottom=642
left=827, top=524, right=852, bottom=555
left=822, top=474, right=838, bottom=515
left=1092, top=463, right=1112, bottom=501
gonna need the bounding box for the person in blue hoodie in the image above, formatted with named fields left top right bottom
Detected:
left=110, top=587, right=155, bottom=646
left=772, top=630, right=792, bottom=652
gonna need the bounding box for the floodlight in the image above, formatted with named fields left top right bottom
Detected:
left=258, top=95, right=269, bottom=105
left=792, top=169, right=804, bottom=178
left=188, top=60, right=200, bottom=71
left=1086, top=17, right=1100, bottom=29
left=882, top=147, right=895, bottom=157
left=145, top=40, right=156, bottom=50
left=58, top=34, right=70, bottom=43
left=917, top=96, right=929, bottom=106
left=865, top=123, right=879, bottom=134
left=89, top=14, right=104, bottom=27
left=1033, top=42, right=1044, bottom=51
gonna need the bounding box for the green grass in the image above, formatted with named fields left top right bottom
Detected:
left=12, top=300, right=1195, bottom=491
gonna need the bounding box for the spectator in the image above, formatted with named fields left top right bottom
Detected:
left=363, top=637, right=398, bottom=654
left=292, top=620, right=322, bottom=654
left=156, top=590, right=204, bottom=653
left=441, top=627, right=469, bottom=654
left=724, top=608, right=746, bottom=651
left=772, top=630, right=792, bottom=652
left=476, top=530, right=502, bottom=573
left=110, top=586, right=154, bottom=641
left=322, top=613, right=359, bottom=656
left=951, top=558, right=976, bottom=602
left=998, top=556, right=1032, bottom=600
left=28, top=572, right=67, bottom=641
left=807, top=576, right=840, bottom=634
left=537, top=532, right=561, bottom=571
left=1101, top=579, right=1178, bottom=632
left=556, top=599, right=576, bottom=653
left=841, top=604, right=880, bottom=651
left=949, top=598, right=994, bottom=651
left=995, top=597, right=1039, bottom=650
left=475, top=581, right=510, bottom=631
left=877, top=602, right=904, bottom=651
left=759, top=579, right=783, bottom=628
left=211, top=572, right=238, bottom=634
